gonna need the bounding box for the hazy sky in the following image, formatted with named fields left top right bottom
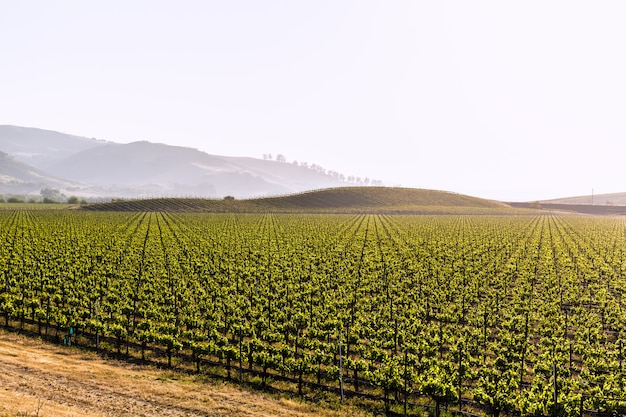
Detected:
left=2, top=1, right=626, bottom=201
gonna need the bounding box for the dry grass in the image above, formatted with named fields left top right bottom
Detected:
left=0, top=331, right=368, bottom=417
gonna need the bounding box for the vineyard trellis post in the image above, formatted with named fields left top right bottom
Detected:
left=458, top=344, right=463, bottom=412
left=552, top=362, right=558, bottom=417
left=338, top=329, right=344, bottom=404
left=579, top=395, right=583, bottom=417
left=619, top=339, right=624, bottom=373
left=239, top=329, right=243, bottom=382
left=404, top=347, right=408, bottom=417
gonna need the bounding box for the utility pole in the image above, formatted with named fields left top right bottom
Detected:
left=591, top=189, right=594, bottom=205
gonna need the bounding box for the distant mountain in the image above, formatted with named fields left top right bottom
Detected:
left=0, top=125, right=106, bottom=168
left=0, top=126, right=349, bottom=198
left=0, top=150, right=75, bottom=194
left=44, top=140, right=349, bottom=197
left=506, top=190, right=626, bottom=215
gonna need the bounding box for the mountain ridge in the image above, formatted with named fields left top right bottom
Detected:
left=0, top=125, right=351, bottom=199
left=0, top=125, right=107, bottom=168
left=0, top=150, right=75, bottom=194
left=5, top=125, right=614, bottom=205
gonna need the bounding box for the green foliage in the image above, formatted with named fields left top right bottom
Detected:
left=473, top=366, right=517, bottom=417
left=0, top=211, right=625, bottom=417
left=419, top=362, right=458, bottom=407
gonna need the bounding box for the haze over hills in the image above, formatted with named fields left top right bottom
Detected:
left=2, top=125, right=621, bottom=205
left=0, top=125, right=107, bottom=168
left=505, top=191, right=626, bottom=215
left=0, top=126, right=351, bottom=199
left=539, top=191, right=626, bottom=206
left=0, top=150, right=76, bottom=195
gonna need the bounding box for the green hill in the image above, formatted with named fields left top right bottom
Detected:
left=82, top=187, right=512, bottom=214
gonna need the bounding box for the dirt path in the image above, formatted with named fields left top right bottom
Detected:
left=0, top=331, right=362, bottom=417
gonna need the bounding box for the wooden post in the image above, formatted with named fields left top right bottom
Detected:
left=552, top=362, right=558, bottom=416
left=458, top=345, right=463, bottom=412
left=404, top=349, right=408, bottom=417
left=338, top=331, right=344, bottom=404
left=239, top=330, right=244, bottom=382
left=579, top=394, right=584, bottom=417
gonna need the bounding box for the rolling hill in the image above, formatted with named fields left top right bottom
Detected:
left=82, top=186, right=513, bottom=214
left=43, top=141, right=348, bottom=198
left=539, top=191, right=626, bottom=206
left=0, top=151, right=75, bottom=195
left=0, top=125, right=106, bottom=168
left=507, top=191, right=626, bottom=215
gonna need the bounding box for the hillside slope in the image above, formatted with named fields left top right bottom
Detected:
left=0, top=126, right=351, bottom=199
left=260, top=187, right=507, bottom=209
left=45, top=141, right=347, bottom=198
left=540, top=191, right=626, bottom=206
left=83, top=186, right=512, bottom=213
left=0, top=151, right=75, bottom=194
left=0, top=125, right=106, bottom=167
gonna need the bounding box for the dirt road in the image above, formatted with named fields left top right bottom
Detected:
left=0, top=331, right=361, bottom=417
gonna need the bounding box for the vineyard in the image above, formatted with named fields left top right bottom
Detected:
left=80, top=186, right=512, bottom=214
left=1, top=209, right=625, bottom=416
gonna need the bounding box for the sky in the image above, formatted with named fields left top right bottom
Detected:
left=1, top=1, right=626, bottom=201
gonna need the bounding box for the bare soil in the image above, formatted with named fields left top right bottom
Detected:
left=0, top=331, right=365, bottom=417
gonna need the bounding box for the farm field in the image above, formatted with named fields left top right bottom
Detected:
left=80, top=186, right=513, bottom=214
left=0, top=209, right=625, bottom=416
